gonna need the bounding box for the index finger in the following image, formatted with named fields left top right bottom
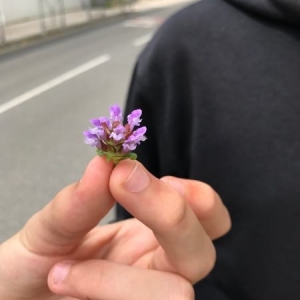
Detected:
left=19, top=156, right=115, bottom=256
left=109, top=160, right=216, bottom=283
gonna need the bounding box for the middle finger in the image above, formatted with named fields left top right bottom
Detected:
left=109, top=160, right=216, bottom=283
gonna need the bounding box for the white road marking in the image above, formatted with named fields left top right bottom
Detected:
left=133, top=33, right=153, bottom=47
left=0, top=54, right=111, bottom=115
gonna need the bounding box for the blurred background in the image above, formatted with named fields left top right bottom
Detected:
left=0, top=0, right=193, bottom=241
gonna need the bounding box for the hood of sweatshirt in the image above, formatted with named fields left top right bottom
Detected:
left=225, top=0, right=300, bottom=26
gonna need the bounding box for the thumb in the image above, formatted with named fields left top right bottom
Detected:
left=18, top=156, right=114, bottom=256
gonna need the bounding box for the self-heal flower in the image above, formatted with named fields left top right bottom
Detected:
left=83, top=104, right=147, bottom=164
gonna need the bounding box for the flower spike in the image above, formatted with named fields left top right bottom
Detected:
left=83, top=104, right=147, bottom=164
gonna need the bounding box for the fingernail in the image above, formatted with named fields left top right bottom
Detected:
left=51, top=261, right=72, bottom=284
left=124, top=162, right=150, bottom=193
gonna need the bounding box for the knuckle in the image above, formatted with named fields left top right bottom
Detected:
left=161, top=194, right=187, bottom=231
left=195, top=183, right=219, bottom=219
left=188, top=181, right=216, bottom=210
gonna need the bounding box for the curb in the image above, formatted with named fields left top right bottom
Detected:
left=0, top=1, right=190, bottom=57
left=0, top=12, right=135, bottom=56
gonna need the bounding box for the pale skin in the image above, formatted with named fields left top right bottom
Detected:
left=0, top=156, right=231, bottom=300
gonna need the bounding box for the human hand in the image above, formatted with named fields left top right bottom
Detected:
left=0, top=157, right=231, bottom=300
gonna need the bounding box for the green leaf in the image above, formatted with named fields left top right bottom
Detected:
left=124, top=152, right=138, bottom=160
left=96, top=150, right=138, bottom=164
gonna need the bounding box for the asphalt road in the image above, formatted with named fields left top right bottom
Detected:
left=0, top=2, right=192, bottom=241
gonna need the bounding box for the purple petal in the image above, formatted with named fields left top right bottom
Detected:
left=110, top=105, right=123, bottom=122
left=83, top=130, right=95, bottom=138
left=109, top=124, right=126, bottom=141
left=83, top=131, right=100, bottom=147
left=127, top=109, right=142, bottom=130
left=90, top=118, right=101, bottom=127
left=90, top=117, right=111, bottom=131
left=122, top=142, right=137, bottom=152
left=131, top=126, right=147, bottom=140
left=99, top=117, right=111, bottom=129
left=122, top=126, right=147, bottom=152
left=89, top=127, right=100, bottom=134
left=87, top=126, right=106, bottom=140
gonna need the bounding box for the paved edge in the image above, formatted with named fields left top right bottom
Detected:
left=0, top=12, right=134, bottom=56
left=0, top=4, right=183, bottom=57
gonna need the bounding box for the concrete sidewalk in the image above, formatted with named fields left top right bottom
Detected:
left=0, top=0, right=191, bottom=54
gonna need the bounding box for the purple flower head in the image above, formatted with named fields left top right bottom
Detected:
left=84, top=104, right=147, bottom=164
